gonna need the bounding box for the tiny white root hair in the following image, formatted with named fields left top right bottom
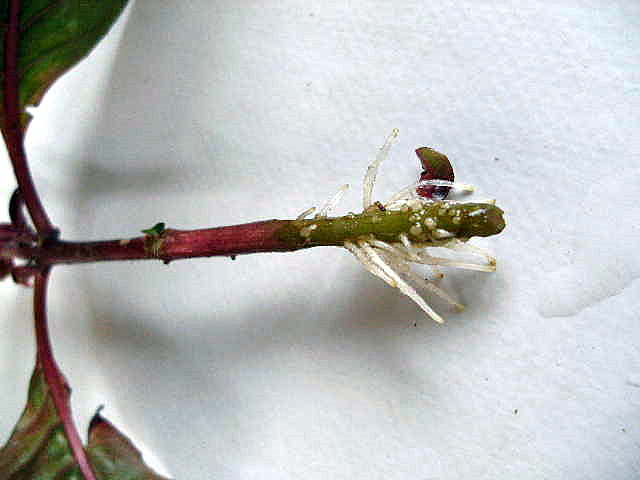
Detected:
left=418, top=179, right=475, bottom=192
left=317, top=184, right=349, bottom=218
left=385, top=180, right=475, bottom=208
left=359, top=240, right=444, bottom=323
left=367, top=238, right=409, bottom=258
left=410, top=250, right=495, bottom=272
left=395, top=242, right=444, bottom=277
left=370, top=239, right=443, bottom=281
left=378, top=246, right=456, bottom=308
left=400, top=266, right=465, bottom=311
left=429, top=260, right=495, bottom=272
left=396, top=276, right=444, bottom=323
left=344, top=241, right=397, bottom=287
left=366, top=240, right=491, bottom=272
left=363, top=128, right=399, bottom=209
left=399, top=233, right=421, bottom=261
left=384, top=181, right=421, bottom=207
left=358, top=240, right=403, bottom=287
left=446, top=239, right=497, bottom=266
left=432, top=229, right=455, bottom=239
left=296, top=206, right=316, bottom=220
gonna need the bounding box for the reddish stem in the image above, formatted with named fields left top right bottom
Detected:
left=11, top=264, right=38, bottom=286
left=17, top=220, right=303, bottom=265
left=8, top=189, right=37, bottom=243
left=3, top=0, right=56, bottom=238
left=34, top=269, right=97, bottom=480
left=9, top=190, right=28, bottom=231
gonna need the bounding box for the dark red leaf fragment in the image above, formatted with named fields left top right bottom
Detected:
left=415, top=147, right=455, bottom=200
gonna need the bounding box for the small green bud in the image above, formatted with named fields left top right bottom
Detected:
left=141, top=222, right=166, bottom=237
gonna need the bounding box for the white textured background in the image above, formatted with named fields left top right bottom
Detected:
left=1, top=1, right=639, bottom=478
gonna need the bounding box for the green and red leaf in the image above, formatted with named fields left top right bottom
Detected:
left=0, top=0, right=129, bottom=132
left=0, top=364, right=170, bottom=480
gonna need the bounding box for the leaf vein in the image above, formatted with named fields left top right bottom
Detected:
left=20, top=0, right=67, bottom=32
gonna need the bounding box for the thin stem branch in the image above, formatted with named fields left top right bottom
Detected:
left=34, top=269, right=97, bottom=480
left=8, top=189, right=35, bottom=237
left=3, top=0, right=56, bottom=237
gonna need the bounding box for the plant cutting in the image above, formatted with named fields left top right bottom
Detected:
left=0, top=3, right=505, bottom=478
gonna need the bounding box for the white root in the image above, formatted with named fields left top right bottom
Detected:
left=399, top=233, right=421, bottom=261
left=359, top=240, right=444, bottom=323
left=367, top=239, right=494, bottom=272
left=432, top=229, right=455, bottom=239
left=400, top=266, right=465, bottom=311
left=344, top=241, right=397, bottom=287
left=340, top=132, right=499, bottom=321
left=446, top=239, right=497, bottom=266
left=394, top=242, right=442, bottom=278
left=296, top=206, right=316, bottom=220
left=384, top=182, right=420, bottom=208
left=367, top=239, right=408, bottom=258
left=358, top=240, right=404, bottom=287
left=418, top=179, right=475, bottom=191
left=385, top=180, right=474, bottom=209
left=317, top=184, right=349, bottom=218
left=403, top=246, right=495, bottom=272
left=363, top=128, right=399, bottom=209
